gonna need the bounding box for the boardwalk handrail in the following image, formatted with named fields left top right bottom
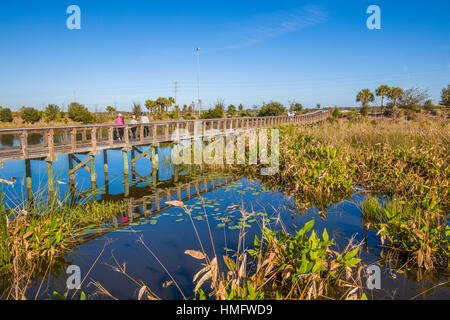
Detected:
left=0, top=110, right=328, bottom=133
left=0, top=110, right=331, bottom=164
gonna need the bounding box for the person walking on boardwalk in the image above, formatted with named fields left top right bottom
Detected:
left=140, top=113, right=150, bottom=137
left=130, top=115, right=138, bottom=139
left=115, top=113, right=125, bottom=140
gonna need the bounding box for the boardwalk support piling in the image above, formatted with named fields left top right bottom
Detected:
left=25, top=159, right=33, bottom=206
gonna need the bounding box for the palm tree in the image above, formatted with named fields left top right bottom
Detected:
left=106, top=105, right=116, bottom=115
left=388, top=87, right=404, bottom=109
left=167, top=97, right=175, bottom=112
left=376, top=85, right=391, bottom=107
left=356, top=89, right=375, bottom=116
left=145, top=99, right=157, bottom=114
left=155, top=97, right=175, bottom=113
left=356, top=89, right=375, bottom=107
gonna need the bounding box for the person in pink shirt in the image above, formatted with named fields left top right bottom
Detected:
left=115, top=113, right=124, bottom=140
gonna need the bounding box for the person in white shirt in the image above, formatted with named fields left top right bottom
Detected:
left=140, top=113, right=150, bottom=137
left=130, top=115, right=138, bottom=139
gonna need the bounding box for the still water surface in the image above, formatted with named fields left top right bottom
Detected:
left=0, top=138, right=448, bottom=300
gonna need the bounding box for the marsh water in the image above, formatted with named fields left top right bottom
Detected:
left=0, top=135, right=448, bottom=300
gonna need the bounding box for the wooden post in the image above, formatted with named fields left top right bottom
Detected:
left=91, top=127, right=97, bottom=154
left=122, top=149, right=129, bottom=175
left=177, top=186, right=181, bottom=201
left=127, top=198, right=134, bottom=221
left=25, top=159, right=33, bottom=206
left=63, top=130, right=68, bottom=145
left=151, top=145, right=158, bottom=169
left=48, top=129, right=55, bottom=160
left=43, top=130, right=48, bottom=147
left=103, top=149, right=109, bottom=194
left=68, top=154, right=74, bottom=188
left=174, top=164, right=179, bottom=183
left=20, top=131, right=29, bottom=159
left=124, top=173, right=130, bottom=198
left=155, top=194, right=160, bottom=211
left=131, top=148, right=136, bottom=186
left=153, top=125, right=157, bottom=143
left=71, top=129, right=77, bottom=153
left=165, top=124, right=169, bottom=140
left=108, top=127, right=114, bottom=148
left=140, top=125, right=144, bottom=144
left=195, top=180, right=200, bottom=195
left=90, top=154, right=97, bottom=197
left=124, top=125, right=130, bottom=148
left=151, top=144, right=158, bottom=188
left=122, top=149, right=129, bottom=197
left=152, top=166, right=158, bottom=188
left=46, top=160, right=54, bottom=196
left=186, top=182, right=191, bottom=198
left=176, top=122, right=181, bottom=142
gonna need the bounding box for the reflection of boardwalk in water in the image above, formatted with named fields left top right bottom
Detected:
left=79, top=174, right=236, bottom=244
left=126, top=175, right=234, bottom=218
left=0, top=111, right=330, bottom=205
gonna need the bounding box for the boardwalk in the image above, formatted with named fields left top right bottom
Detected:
left=0, top=110, right=330, bottom=203
left=0, top=110, right=330, bottom=164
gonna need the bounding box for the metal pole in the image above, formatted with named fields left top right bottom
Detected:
left=195, top=47, right=201, bottom=115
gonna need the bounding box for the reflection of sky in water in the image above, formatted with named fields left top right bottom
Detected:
left=0, top=144, right=177, bottom=208
left=7, top=178, right=448, bottom=300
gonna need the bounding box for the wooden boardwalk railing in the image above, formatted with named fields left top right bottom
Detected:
left=0, top=110, right=330, bottom=165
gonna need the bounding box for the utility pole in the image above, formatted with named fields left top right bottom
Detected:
left=195, top=47, right=201, bottom=115
left=174, top=81, right=178, bottom=105
left=73, top=90, right=76, bottom=103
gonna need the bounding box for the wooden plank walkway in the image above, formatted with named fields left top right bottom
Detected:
left=0, top=110, right=330, bottom=165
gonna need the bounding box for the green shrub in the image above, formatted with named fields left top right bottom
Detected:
left=0, top=107, right=13, bottom=122
left=20, top=107, right=41, bottom=124
left=201, top=101, right=225, bottom=119
left=258, top=101, right=286, bottom=117
left=68, top=102, right=94, bottom=124
left=44, top=104, right=60, bottom=122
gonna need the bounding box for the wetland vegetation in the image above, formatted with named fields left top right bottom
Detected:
left=0, top=111, right=449, bottom=300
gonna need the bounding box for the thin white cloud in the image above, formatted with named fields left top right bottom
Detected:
left=223, top=6, right=327, bottom=50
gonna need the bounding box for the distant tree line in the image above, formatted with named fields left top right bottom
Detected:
left=356, top=84, right=449, bottom=116
left=1, top=84, right=448, bottom=124
left=0, top=102, right=96, bottom=124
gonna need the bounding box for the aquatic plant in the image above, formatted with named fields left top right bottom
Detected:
left=175, top=194, right=366, bottom=300
left=0, top=195, right=11, bottom=271
left=239, top=119, right=449, bottom=271
left=361, top=196, right=449, bottom=270
left=0, top=185, right=127, bottom=274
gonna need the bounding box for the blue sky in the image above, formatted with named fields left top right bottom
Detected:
left=0, top=0, right=449, bottom=111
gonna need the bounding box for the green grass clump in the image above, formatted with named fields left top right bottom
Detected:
left=361, top=196, right=449, bottom=270
left=0, top=197, right=127, bottom=273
